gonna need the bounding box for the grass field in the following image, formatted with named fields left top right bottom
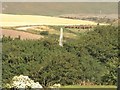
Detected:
left=0, top=14, right=107, bottom=27
left=60, top=85, right=117, bottom=90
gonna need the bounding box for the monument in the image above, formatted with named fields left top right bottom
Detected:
left=59, top=28, right=63, bottom=47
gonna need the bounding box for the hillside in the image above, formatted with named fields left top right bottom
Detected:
left=2, top=2, right=118, bottom=16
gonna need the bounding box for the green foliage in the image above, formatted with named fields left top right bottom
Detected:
left=40, top=31, right=49, bottom=35
left=2, top=26, right=119, bottom=87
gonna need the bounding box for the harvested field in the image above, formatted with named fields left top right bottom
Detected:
left=0, top=14, right=107, bottom=27
left=2, top=29, right=43, bottom=40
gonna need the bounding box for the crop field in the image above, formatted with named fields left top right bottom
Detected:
left=0, top=14, right=107, bottom=27
left=2, top=29, right=43, bottom=40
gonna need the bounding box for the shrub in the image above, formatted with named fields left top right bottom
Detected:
left=40, top=31, right=49, bottom=35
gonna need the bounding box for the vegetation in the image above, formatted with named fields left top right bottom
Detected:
left=2, top=26, right=119, bottom=87
left=40, top=31, right=49, bottom=35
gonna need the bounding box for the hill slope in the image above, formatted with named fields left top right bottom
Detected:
left=2, top=2, right=118, bottom=16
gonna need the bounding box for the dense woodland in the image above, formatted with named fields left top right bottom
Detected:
left=2, top=26, right=119, bottom=87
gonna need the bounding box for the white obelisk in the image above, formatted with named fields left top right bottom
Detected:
left=59, top=28, right=63, bottom=47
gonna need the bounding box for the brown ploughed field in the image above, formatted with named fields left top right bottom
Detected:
left=2, top=29, right=43, bottom=40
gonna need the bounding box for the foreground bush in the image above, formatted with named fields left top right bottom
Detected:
left=5, top=75, right=43, bottom=89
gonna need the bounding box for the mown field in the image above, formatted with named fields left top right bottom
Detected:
left=0, top=14, right=107, bottom=27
